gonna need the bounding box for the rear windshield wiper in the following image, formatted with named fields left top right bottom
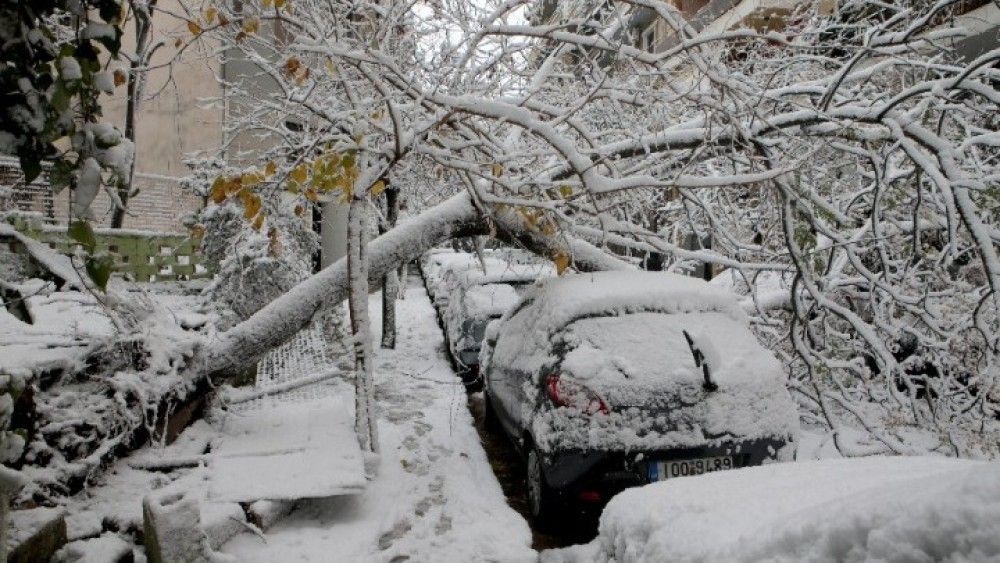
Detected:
left=682, top=330, right=718, bottom=393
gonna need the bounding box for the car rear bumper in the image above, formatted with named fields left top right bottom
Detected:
left=541, top=438, right=790, bottom=493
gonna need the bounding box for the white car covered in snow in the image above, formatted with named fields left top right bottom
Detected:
left=442, top=264, right=554, bottom=382
left=480, top=271, right=799, bottom=524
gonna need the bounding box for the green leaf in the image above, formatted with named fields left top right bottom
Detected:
left=49, top=160, right=74, bottom=193
left=19, top=155, right=42, bottom=184
left=85, top=255, right=115, bottom=291
left=68, top=220, right=97, bottom=252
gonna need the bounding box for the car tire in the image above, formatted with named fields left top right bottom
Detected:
left=526, top=446, right=560, bottom=530
left=482, top=385, right=500, bottom=431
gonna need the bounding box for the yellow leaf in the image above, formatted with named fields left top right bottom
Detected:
left=541, top=219, right=557, bottom=237
left=325, top=58, right=337, bottom=75
left=243, top=17, right=260, bottom=34
left=264, top=161, right=277, bottom=177
left=492, top=163, right=502, bottom=177
left=242, top=192, right=262, bottom=219
left=252, top=213, right=265, bottom=231
left=204, top=7, right=217, bottom=24
left=305, top=188, right=318, bottom=202
left=559, top=185, right=573, bottom=198
left=553, top=251, right=571, bottom=275
left=210, top=176, right=226, bottom=203
left=275, top=0, right=286, bottom=8
left=241, top=171, right=262, bottom=187
left=371, top=180, right=386, bottom=196
left=187, top=20, right=202, bottom=35
left=225, top=177, right=243, bottom=196
left=262, top=0, right=273, bottom=6
left=517, top=206, right=540, bottom=229
left=290, top=163, right=308, bottom=184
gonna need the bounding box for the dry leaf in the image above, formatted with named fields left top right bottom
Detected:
left=265, top=161, right=277, bottom=177
left=242, top=192, right=262, bottom=219
left=243, top=17, right=260, bottom=34
left=187, top=20, right=202, bottom=35
left=210, top=177, right=226, bottom=203
left=252, top=213, right=265, bottom=231
left=553, top=251, right=571, bottom=275
left=290, top=163, right=308, bottom=184
left=204, top=7, right=217, bottom=24
left=113, top=69, right=127, bottom=87
left=371, top=180, right=387, bottom=196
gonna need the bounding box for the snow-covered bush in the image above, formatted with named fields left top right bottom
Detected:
left=198, top=196, right=318, bottom=328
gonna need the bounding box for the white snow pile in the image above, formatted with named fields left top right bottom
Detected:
left=546, top=456, right=1000, bottom=563
left=709, top=268, right=795, bottom=314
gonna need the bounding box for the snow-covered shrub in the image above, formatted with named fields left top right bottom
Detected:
left=198, top=192, right=318, bottom=329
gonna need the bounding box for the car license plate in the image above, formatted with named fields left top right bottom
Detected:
left=647, top=456, right=735, bottom=481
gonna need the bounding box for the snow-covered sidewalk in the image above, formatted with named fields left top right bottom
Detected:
left=221, top=274, right=535, bottom=562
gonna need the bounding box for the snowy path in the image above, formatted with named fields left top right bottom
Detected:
left=221, top=274, right=535, bottom=562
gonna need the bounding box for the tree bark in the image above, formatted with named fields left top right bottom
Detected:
left=381, top=187, right=400, bottom=349
left=347, top=194, right=378, bottom=453
left=112, top=0, right=157, bottom=229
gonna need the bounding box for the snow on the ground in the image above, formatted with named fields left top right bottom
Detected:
left=543, top=456, right=1000, bottom=563
left=221, top=274, right=535, bottom=562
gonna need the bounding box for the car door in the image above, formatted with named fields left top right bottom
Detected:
left=486, top=300, right=538, bottom=439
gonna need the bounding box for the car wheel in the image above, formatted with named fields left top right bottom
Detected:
left=482, top=385, right=500, bottom=431
left=526, top=446, right=559, bottom=528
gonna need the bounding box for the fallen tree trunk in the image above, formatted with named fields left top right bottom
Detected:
left=196, top=191, right=630, bottom=383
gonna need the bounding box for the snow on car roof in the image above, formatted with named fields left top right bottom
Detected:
left=453, top=261, right=555, bottom=289
left=462, top=283, right=522, bottom=318
left=506, top=271, right=748, bottom=338
left=552, top=456, right=1000, bottom=563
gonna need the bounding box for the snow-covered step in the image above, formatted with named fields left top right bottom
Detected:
left=207, top=396, right=366, bottom=502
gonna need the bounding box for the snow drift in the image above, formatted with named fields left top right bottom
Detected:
left=547, top=456, right=1000, bottom=562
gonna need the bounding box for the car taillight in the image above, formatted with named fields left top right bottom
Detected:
left=546, top=374, right=609, bottom=415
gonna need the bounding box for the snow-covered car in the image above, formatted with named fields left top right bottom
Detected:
left=443, top=264, right=555, bottom=381
left=432, top=255, right=511, bottom=317
left=547, top=456, right=1000, bottom=562
left=480, top=271, right=799, bottom=523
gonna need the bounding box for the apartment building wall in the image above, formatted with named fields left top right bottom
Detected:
left=2, top=0, right=219, bottom=233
